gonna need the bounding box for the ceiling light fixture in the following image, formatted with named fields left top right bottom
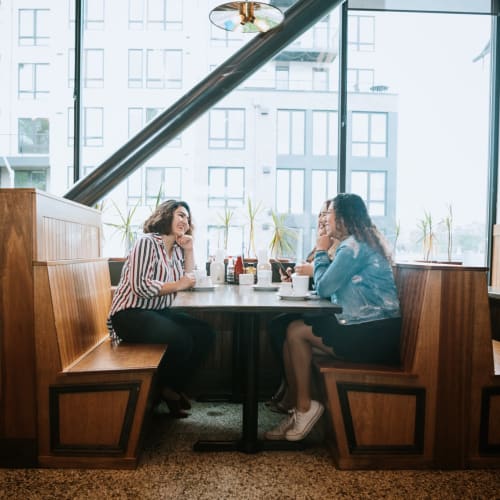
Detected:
left=209, top=2, right=284, bottom=33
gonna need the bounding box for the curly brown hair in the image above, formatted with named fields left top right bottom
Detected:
left=331, top=193, right=391, bottom=261
left=143, top=200, right=193, bottom=235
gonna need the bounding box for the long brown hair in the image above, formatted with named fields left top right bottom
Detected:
left=143, top=200, right=193, bottom=235
left=332, top=193, right=391, bottom=261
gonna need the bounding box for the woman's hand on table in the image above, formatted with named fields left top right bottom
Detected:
left=178, top=273, right=196, bottom=290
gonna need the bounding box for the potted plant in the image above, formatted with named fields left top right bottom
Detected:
left=417, top=210, right=437, bottom=262
left=217, top=207, right=234, bottom=254
left=244, top=197, right=263, bottom=259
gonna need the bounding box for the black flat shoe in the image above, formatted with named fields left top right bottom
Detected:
left=164, top=398, right=190, bottom=419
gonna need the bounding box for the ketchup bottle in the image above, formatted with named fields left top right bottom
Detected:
left=234, top=255, right=244, bottom=284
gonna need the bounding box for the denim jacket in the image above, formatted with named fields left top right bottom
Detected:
left=313, top=235, right=400, bottom=325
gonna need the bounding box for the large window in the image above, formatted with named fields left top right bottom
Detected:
left=18, top=8, right=49, bottom=46
left=276, top=169, right=305, bottom=214
left=351, top=171, right=386, bottom=216
left=69, top=49, right=104, bottom=88
left=351, top=112, right=387, bottom=157
left=311, top=170, right=337, bottom=215
left=209, top=109, right=245, bottom=149
left=18, top=63, right=49, bottom=99
left=277, top=110, right=305, bottom=155
left=18, top=118, right=49, bottom=154
left=14, top=169, right=47, bottom=190
left=208, top=167, right=245, bottom=207
left=312, top=110, right=338, bottom=156
left=67, top=107, right=103, bottom=147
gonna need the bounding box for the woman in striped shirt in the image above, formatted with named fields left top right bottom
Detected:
left=108, top=200, right=215, bottom=418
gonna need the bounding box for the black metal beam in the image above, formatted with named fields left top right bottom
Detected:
left=64, top=0, right=346, bottom=206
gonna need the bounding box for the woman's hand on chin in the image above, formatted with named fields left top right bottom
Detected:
left=176, top=234, right=193, bottom=250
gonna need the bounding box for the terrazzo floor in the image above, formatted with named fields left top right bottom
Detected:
left=1, top=401, right=500, bottom=500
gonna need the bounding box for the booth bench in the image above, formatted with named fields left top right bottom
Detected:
left=314, top=262, right=500, bottom=470
left=34, top=258, right=167, bottom=469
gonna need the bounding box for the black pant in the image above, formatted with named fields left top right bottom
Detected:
left=111, top=308, right=215, bottom=392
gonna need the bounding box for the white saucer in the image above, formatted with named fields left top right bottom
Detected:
left=277, top=291, right=310, bottom=301
left=253, top=284, right=279, bottom=291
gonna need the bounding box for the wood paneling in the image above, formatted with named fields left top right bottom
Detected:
left=0, top=189, right=102, bottom=467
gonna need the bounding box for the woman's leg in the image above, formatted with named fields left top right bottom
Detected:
left=111, top=308, right=210, bottom=393
left=286, top=319, right=335, bottom=413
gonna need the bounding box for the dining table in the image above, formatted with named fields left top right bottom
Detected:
left=171, top=282, right=342, bottom=454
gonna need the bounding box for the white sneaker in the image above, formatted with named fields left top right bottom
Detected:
left=285, top=400, right=324, bottom=441
left=264, top=412, right=295, bottom=440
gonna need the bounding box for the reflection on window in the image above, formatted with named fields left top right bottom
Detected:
left=276, top=168, right=304, bottom=214
left=208, top=167, right=245, bottom=207
left=277, top=110, right=305, bottom=155
left=147, top=0, right=182, bottom=30
left=18, top=63, right=49, bottom=99
left=311, top=170, right=337, bottom=214
left=14, top=169, right=47, bottom=190
left=207, top=225, right=244, bottom=259
left=18, top=118, right=49, bottom=154
left=67, top=107, right=104, bottom=147
left=312, top=110, right=338, bottom=156
left=347, top=67, right=374, bottom=92
left=351, top=111, right=387, bottom=157
left=351, top=171, right=386, bottom=216
left=348, top=14, right=375, bottom=52
left=209, top=109, right=245, bottom=149
left=68, top=49, right=104, bottom=88
left=19, top=9, right=49, bottom=46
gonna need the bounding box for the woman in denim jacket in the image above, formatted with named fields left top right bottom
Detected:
left=265, top=193, right=401, bottom=442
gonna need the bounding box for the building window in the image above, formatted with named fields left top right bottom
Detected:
left=351, top=112, right=387, bottom=157
left=14, top=169, right=47, bottom=190
left=276, top=65, right=289, bottom=90
left=69, top=49, right=104, bottom=88
left=147, top=0, right=182, bottom=30
left=128, top=0, right=144, bottom=29
left=292, top=15, right=331, bottom=50
left=347, top=67, right=374, bottom=92
left=18, top=9, right=49, bottom=46
left=311, top=169, right=337, bottom=215
left=276, top=168, right=304, bottom=214
left=312, top=110, right=338, bottom=156
left=18, top=118, right=49, bottom=154
left=351, top=171, right=386, bottom=216
left=209, top=109, right=245, bottom=149
left=128, top=49, right=143, bottom=88
left=146, top=49, right=183, bottom=89
left=145, top=166, right=181, bottom=205
left=208, top=167, right=245, bottom=207
left=312, top=68, right=329, bottom=91
left=18, top=63, right=50, bottom=99
left=348, top=14, right=375, bottom=52
left=67, top=107, right=104, bottom=147
left=277, top=110, right=305, bottom=155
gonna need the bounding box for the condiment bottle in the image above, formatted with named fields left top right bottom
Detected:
left=234, top=255, right=244, bottom=284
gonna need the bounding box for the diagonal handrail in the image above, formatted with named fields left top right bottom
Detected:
left=64, top=0, right=344, bottom=206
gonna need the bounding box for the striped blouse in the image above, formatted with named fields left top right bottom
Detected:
left=107, top=233, right=185, bottom=336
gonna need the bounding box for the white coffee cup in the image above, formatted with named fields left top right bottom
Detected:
left=257, top=269, right=272, bottom=286
left=291, top=273, right=309, bottom=295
